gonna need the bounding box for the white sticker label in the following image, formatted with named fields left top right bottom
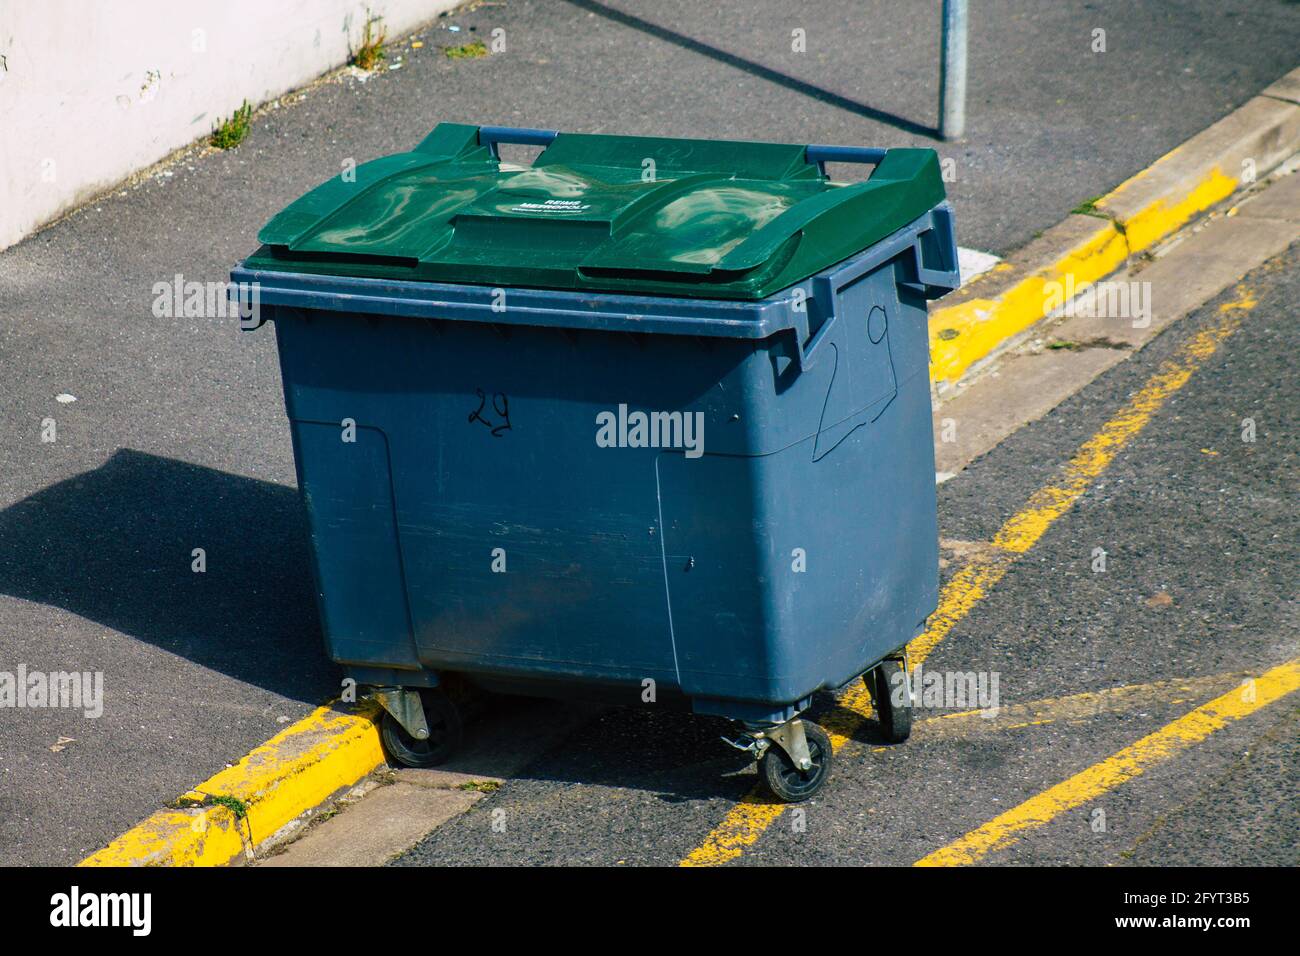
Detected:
left=510, top=199, right=591, bottom=214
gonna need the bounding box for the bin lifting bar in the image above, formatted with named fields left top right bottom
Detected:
left=478, top=125, right=891, bottom=183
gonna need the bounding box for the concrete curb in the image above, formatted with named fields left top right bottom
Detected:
left=928, top=64, right=1300, bottom=388
left=79, top=701, right=384, bottom=867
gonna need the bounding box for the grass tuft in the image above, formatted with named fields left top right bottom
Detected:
left=210, top=100, right=252, bottom=150
left=207, top=794, right=250, bottom=818
left=1071, top=195, right=1105, bottom=217
left=351, top=14, right=388, bottom=71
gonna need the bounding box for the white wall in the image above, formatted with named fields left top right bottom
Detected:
left=0, top=0, right=460, bottom=251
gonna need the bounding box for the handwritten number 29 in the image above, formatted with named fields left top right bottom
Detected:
left=469, top=389, right=512, bottom=437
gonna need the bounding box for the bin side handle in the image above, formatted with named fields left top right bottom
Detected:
left=792, top=302, right=838, bottom=371
left=805, top=145, right=888, bottom=178
left=794, top=204, right=958, bottom=368
left=794, top=247, right=876, bottom=370
left=478, top=125, right=560, bottom=160
left=909, top=204, right=962, bottom=296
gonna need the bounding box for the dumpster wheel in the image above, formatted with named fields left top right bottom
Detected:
left=379, top=688, right=463, bottom=768
left=868, top=656, right=913, bottom=744
left=759, top=720, right=832, bottom=803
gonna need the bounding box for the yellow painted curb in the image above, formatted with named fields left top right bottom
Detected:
left=929, top=214, right=1128, bottom=383
left=78, top=806, right=249, bottom=868
left=80, top=700, right=386, bottom=867
left=927, top=68, right=1300, bottom=386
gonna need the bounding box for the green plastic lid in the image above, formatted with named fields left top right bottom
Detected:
left=247, top=123, right=945, bottom=300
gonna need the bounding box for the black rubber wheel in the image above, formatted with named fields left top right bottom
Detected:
left=869, top=657, right=912, bottom=743
left=379, top=688, right=463, bottom=768
left=760, top=721, right=832, bottom=803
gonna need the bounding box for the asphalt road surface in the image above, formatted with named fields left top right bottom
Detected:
left=393, top=245, right=1299, bottom=866
left=1, top=0, right=1297, bottom=865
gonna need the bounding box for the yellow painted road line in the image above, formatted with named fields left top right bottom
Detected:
left=993, top=301, right=1246, bottom=555
left=915, top=659, right=1300, bottom=866
left=909, top=671, right=1249, bottom=743
left=698, top=672, right=1254, bottom=865
left=834, top=671, right=1250, bottom=755
left=677, top=793, right=791, bottom=868
left=680, top=295, right=1250, bottom=867
left=81, top=700, right=385, bottom=867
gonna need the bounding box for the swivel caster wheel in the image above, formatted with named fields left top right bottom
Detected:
left=869, top=656, right=912, bottom=743
left=379, top=687, right=463, bottom=768
left=759, top=720, right=832, bottom=803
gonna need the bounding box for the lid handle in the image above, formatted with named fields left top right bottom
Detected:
left=804, top=145, right=888, bottom=177
left=478, top=125, right=559, bottom=159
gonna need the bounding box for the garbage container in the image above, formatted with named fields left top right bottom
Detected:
left=232, top=123, right=960, bottom=801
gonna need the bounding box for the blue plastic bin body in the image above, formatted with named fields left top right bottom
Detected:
left=233, top=205, right=958, bottom=724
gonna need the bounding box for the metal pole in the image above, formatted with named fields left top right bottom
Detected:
left=939, top=0, right=968, bottom=141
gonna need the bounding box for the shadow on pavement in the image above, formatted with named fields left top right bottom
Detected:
left=432, top=687, right=888, bottom=802
left=0, top=448, right=337, bottom=704
left=0, top=450, right=890, bottom=798
left=437, top=693, right=763, bottom=801
left=563, top=0, right=938, bottom=139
